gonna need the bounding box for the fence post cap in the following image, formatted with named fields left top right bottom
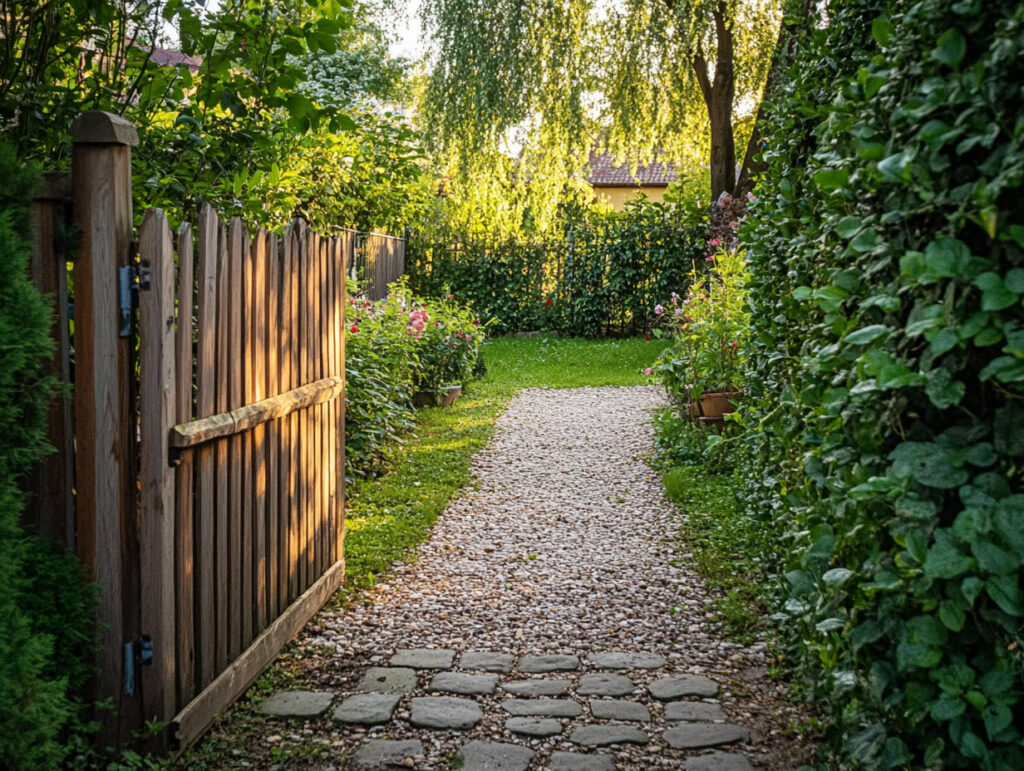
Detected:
left=71, top=111, right=139, bottom=147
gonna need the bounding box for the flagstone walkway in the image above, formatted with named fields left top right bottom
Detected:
left=223, top=386, right=808, bottom=769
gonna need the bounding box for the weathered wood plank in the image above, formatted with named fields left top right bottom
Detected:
left=287, top=225, right=300, bottom=602
left=196, top=206, right=219, bottom=687
left=169, top=558, right=346, bottom=755
left=228, top=218, right=245, bottom=659
left=169, top=377, right=344, bottom=447
left=214, top=219, right=230, bottom=673
left=252, top=229, right=268, bottom=634
left=138, top=208, right=178, bottom=729
left=241, top=225, right=254, bottom=650
left=266, top=233, right=280, bottom=621
left=27, top=192, right=73, bottom=544
left=174, top=222, right=196, bottom=707
left=298, top=222, right=310, bottom=593
left=313, top=232, right=324, bottom=580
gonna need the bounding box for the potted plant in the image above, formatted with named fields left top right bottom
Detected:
left=650, top=247, right=749, bottom=420
left=411, top=294, right=489, bottom=407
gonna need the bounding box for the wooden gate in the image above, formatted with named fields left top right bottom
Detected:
left=24, top=112, right=350, bottom=753
left=137, top=208, right=350, bottom=750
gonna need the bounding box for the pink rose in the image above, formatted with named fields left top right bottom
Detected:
left=644, top=368, right=653, bottom=375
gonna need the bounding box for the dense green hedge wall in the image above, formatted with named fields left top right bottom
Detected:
left=0, top=144, right=96, bottom=768
left=741, top=0, right=1024, bottom=766
left=408, top=200, right=705, bottom=336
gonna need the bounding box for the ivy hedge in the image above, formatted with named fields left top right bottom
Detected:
left=408, top=199, right=705, bottom=336
left=741, top=0, right=1024, bottom=766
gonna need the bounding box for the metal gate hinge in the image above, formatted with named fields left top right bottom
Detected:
left=118, top=260, right=152, bottom=337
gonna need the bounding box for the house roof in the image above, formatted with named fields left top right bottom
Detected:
left=586, top=151, right=678, bottom=187
left=141, top=44, right=202, bottom=73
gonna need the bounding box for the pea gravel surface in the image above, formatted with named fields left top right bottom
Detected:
left=193, top=386, right=812, bottom=770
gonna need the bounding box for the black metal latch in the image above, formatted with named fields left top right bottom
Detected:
left=118, top=260, right=151, bottom=337
left=122, top=634, right=154, bottom=696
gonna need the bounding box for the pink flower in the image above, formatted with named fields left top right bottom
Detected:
left=671, top=292, right=679, bottom=304
left=349, top=324, right=359, bottom=333
left=710, top=238, right=720, bottom=246
left=644, top=368, right=653, bottom=375
left=674, top=308, right=684, bottom=316
left=654, top=304, right=665, bottom=315
left=705, top=255, right=715, bottom=262
left=746, top=192, right=757, bottom=202
left=435, top=321, right=442, bottom=327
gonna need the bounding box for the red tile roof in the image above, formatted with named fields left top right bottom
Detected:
left=586, top=151, right=678, bottom=187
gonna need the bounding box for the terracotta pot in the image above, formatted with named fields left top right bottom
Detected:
left=413, top=384, right=462, bottom=408
left=439, top=384, right=462, bottom=407
left=697, top=390, right=740, bottom=419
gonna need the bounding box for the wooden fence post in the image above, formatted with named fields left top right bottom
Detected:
left=138, top=209, right=178, bottom=741
left=70, top=110, right=138, bottom=746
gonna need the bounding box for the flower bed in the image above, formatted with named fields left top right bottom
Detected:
left=345, top=278, right=488, bottom=478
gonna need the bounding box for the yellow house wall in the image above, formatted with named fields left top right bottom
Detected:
left=592, top=186, right=669, bottom=210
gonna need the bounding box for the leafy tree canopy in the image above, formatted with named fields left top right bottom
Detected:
left=421, top=0, right=783, bottom=216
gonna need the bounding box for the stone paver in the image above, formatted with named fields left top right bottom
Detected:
left=389, top=648, right=456, bottom=669
left=649, top=674, right=720, bottom=699
left=500, top=678, right=571, bottom=696
left=501, top=698, right=583, bottom=717
left=548, top=751, right=617, bottom=771
left=460, top=651, right=515, bottom=672
left=591, top=651, right=667, bottom=670
left=259, top=690, right=334, bottom=717
left=664, top=723, right=750, bottom=749
left=577, top=672, right=634, bottom=696
left=457, top=740, right=534, bottom=771
left=569, top=724, right=648, bottom=747
left=589, top=699, right=651, bottom=722
left=427, top=671, right=499, bottom=695
left=409, top=696, right=483, bottom=729
left=665, top=701, right=727, bottom=721
left=505, top=717, right=563, bottom=736
left=331, top=693, right=401, bottom=725
left=519, top=654, right=579, bottom=673
left=684, top=751, right=756, bottom=771
left=357, top=666, right=418, bottom=694
left=352, top=739, right=424, bottom=770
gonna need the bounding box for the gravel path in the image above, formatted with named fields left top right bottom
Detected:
left=251, top=386, right=810, bottom=770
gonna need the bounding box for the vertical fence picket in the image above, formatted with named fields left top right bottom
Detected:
left=280, top=226, right=295, bottom=606
left=314, top=234, right=326, bottom=577
left=289, top=224, right=302, bottom=599
left=138, top=208, right=177, bottom=731
left=240, top=224, right=254, bottom=650
left=266, top=233, right=280, bottom=623
left=196, top=206, right=219, bottom=686
left=252, top=229, right=268, bottom=634
left=174, top=222, right=195, bottom=706
left=228, top=218, right=245, bottom=658
left=214, top=219, right=230, bottom=672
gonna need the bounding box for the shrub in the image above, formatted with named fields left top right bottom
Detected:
left=408, top=198, right=705, bottom=336
left=741, top=0, right=1024, bottom=766
left=651, top=246, right=750, bottom=402
left=0, top=143, right=94, bottom=768
left=344, top=279, right=488, bottom=478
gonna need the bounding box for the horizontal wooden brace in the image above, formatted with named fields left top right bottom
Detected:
left=170, top=376, right=344, bottom=450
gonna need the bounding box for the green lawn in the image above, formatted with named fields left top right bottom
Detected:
left=339, top=335, right=667, bottom=602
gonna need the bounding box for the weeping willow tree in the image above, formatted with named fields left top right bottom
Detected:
left=422, top=0, right=784, bottom=209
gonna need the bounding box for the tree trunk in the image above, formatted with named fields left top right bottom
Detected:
left=693, top=4, right=737, bottom=201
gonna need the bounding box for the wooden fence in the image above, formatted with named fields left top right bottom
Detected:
left=23, top=112, right=353, bottom=754
left=354, top=231, right=406, bottom=300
